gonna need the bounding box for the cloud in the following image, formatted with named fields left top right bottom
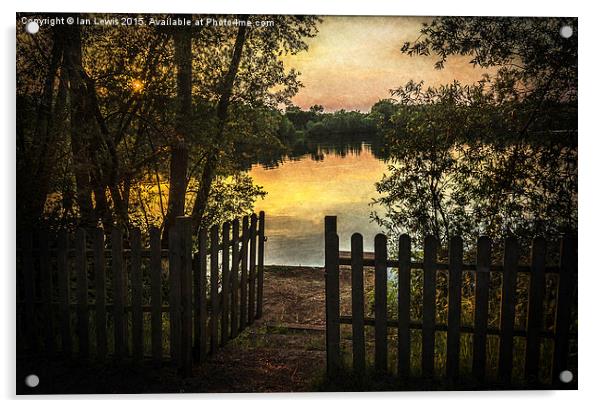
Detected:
left=283, top=16, right=490, bottom=112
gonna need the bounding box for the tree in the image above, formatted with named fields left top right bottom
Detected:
left=309, top=104, right=324, bottom=113
left=186, top=15, right=320, bottom=232
left=16, top=13, right=319, bottom=236
left=17, top=24, right=67, bottom=230
left=373, top=17, right=577, bottom=252
left=163, top=15, right=193, bottom=244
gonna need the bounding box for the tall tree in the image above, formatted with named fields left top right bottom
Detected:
left=62, top=23, right=99, bottom=228
left=163, top=15, right=193, bottom=243
left=191, top=20, right=249, bottom=230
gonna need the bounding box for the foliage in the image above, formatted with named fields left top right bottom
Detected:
left=16, top=13, right=320, bottom=234
left=198, top=173, right=267, bottom=229
left=306, top=109, right=377, bottom=139
left=372, top=17, right=577, bottom=255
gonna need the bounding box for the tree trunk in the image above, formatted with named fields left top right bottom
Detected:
left=162, top=17, right=193, bottom=245
left=63, top=23, right=98, bottom=228
left=191, top=21, right=248, bottom=232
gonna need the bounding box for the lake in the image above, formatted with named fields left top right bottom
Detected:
left=250, top=141, right=388, bottom=266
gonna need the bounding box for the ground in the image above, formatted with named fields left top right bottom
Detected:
left=17, top=265, right=342, bottom=394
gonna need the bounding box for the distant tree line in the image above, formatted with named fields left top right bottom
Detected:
left=283, top=105, right=377, bottom=142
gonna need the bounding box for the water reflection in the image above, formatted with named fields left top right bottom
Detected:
left=250, top=139, right=388, bottom=266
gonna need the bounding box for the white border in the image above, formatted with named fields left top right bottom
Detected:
left=2, top=1, right=600, bottom=406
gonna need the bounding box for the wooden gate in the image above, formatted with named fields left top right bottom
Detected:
left=16, top=212, right=266, bottom=377
left=324, top=216, right=577, bottom=388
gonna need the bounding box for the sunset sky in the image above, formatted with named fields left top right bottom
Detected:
left=283, top=16, right=490, bottom=112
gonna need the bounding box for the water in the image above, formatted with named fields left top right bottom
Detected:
left=250, top=141, right=388, bottom=266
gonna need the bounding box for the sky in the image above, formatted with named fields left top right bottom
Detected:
left=282, top=16, right=490, bottom=112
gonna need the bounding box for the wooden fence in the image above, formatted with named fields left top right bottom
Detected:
left=16, top=212, right=265, bottom=376
left=324, top=216, right=577, bottom=387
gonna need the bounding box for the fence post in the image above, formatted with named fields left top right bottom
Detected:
left=398, top=234, right=411, bottom=378
left=57, top=231, right=72, bottom=357
left=325, top=216, right=340, bottom=377
left=446, top=235, right=463, bottom=380
left=422, top=235, right=438, bottom=378
left=112, top=227, right=126, bottom=360
left=221, top=221, right=231, bottom=344
left=239, top=216, right=249, bottom=334
left=473, top=236, right=492, bottom=381
left=209, top=225, right=220, bottom=354
left=75, top=228, right=89, bottom=360
left=131, top=228, right=144, bottom=364
left=525, top=237, right=546, bottom=384
left=177, top=217, right=193, bottom=377
left=256, top=211, right=265, bottom=318
left=374, top=233, right=388, bottom=375
left=195, top=228, right=208, bottom=362
left=248, top=215, right=257, bottom=325
left=150, top=227, right=163, bottom=366
left=168, top=224, right=182, bottom=367
left=93, top=228, right=107, bottom=362
left=351, top=233, right=365, bottom=376
left=553, top=234, right=577, bottom=386
left=499, top=236, right=519, bottom=384
left=230, top=219, right=240, bottom=337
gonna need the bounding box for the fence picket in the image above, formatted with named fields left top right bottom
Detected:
left=75, top=228, right=89, bottom=359
left=325, top=222, right=340, bottom=377
left=57, top=231, right=72, bottom=356
left=178, top=217, right=193, bottom=377
left=374, top=233, right=388, bottom=375
left=553, top=234, right=577, bottom=385
left=499, top=236, right=519, bottom=384
left=248, top=214, right=257, bottom=325
left=169, top=224, right=182, bottom=367
left=221, top=221, right=231, bottom=345
left=230, top=219, right=240, bottom=337
left=256, top=211, right=265, bottom=318
left=473, top=236, right=492, bottom=380
left=446, top=235, right=462, bottom=380
left=422, top=235, right=437, bottom=378
left=351, top=233, right=365, bottom=376
left=150, top=227, right=162, bottom=366
left=398, top=234, right=411, bottom=378
left=131, top=228, right=143, bottom=363
left=112, top=227, right=126, bottom=359
left=93, top=228, right=107, bottom=362
left=195, top=228, right=208, bottom=362
left=210, top=225, right=220, bottom=354
left=525, top=237, right=546, bottom=383
left=239, top=216, right=249, bottom=334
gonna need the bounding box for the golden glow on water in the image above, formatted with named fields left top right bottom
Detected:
left=250, top=144, right=388, bottom=265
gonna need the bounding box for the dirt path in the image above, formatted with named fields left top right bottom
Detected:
left=17, top=266, right=345, bottom=394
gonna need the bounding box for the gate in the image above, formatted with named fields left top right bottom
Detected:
left=16, top=212, right=266, bottom=377
left=324, top=216, right=577, bottom=388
